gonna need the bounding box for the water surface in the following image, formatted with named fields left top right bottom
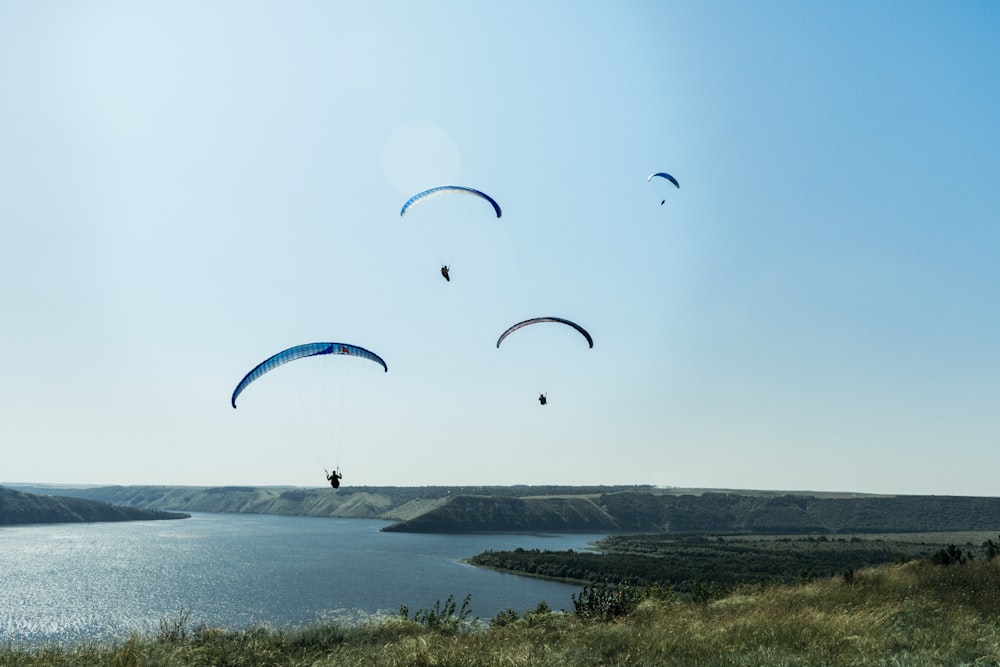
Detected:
left=0, top=513, right=600, bottom=645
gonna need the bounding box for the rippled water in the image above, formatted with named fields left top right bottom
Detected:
left=0, top=513, right=599, bottom=645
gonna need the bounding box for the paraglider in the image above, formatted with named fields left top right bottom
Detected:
left=401, top=186, right=501, bottom=281
left=497, top=317, right=593, bottom=405
left=231, top=342, right=387, bottom=409
left=496, top=317, right=594, bottom=349
left=231, top=342, right=388, bottom=490
left=400, top=185, right=502, bottom=219
left=647, top=172, right=679, bottom=205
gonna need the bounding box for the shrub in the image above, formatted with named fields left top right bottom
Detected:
left=522, top=600, right=557, bottom=628
left=930, top=544, right=967, bottom=566
left=572, top=582, right=642, bottom=621
left=639, top=582, right=678, bottom=604
left=400, top=594, right=474, bottom=634
left=157, top=610, right=192, bottom=642
left=490, top=608, right=520, bottom=628
left=983, top=537, right=1000, bottom=561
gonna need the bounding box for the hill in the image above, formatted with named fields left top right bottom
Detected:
left=8, top=484, right=1000, bottom=535
left=0, top=486, right=189, bottom=525
left=380, top=494, right=620, bottom=533
left=599, top=490, right=1000, bottom=533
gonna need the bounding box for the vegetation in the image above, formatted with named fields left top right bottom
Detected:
left=470, top=531, right=1000, bottom=591
left=399, top=594, right=474, bottom=634
left=4, top=557, right=1000, bottom=666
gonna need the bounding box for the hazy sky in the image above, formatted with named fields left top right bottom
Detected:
left=2, top=1, right=998, bottom=494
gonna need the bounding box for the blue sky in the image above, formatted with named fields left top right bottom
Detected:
left=2, top=1, right=998, bottom=494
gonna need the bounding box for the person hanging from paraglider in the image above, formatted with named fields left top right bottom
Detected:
left=647, top=172, right=679, bottom=207
left=440, top=264, right=450, bottom=282
left=538, top=392, right=547, bottom=406
left=325, top=468, right=343, bottom=489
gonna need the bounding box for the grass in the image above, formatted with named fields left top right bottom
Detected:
left=4, top=558, right=1000, bottom=666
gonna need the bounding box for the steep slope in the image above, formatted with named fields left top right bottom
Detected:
left=0, top=487, right=188, bottom=525
left=381, top=495, right=621, bottom=533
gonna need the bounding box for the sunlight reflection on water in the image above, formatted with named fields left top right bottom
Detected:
left=0, top=513, right=600, bottom=645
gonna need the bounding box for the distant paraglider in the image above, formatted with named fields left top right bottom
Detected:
left=440, top=265, right=451, bottom=282
left=497, top=317, right=593, bottom=405
left=647, top=172, right=680, bottom=205
left=231, top=342, right=388, bottom=409
left=400, top=185, right=502, bottom=219
left=496, top=317, right=594, bottom=350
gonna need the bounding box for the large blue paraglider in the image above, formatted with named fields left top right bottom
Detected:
left=231, top=342, right=387, bottom=409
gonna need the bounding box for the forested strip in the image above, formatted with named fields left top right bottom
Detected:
left=469, top=537, right=932, bottom=591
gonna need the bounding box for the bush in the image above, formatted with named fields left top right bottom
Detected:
left=930, top=544, right=967, bottom=566
left=490, top=608, right=520, bottom=628
left=639, top=582, right=678, bottom=604
left=982, top=537, right=1000, bottom=561
left=688, top=580, right=733, bottom=604
left=523, top=600, right=554, bottom=625
left=572, top=582, right=642, bottom=621
left=400, top=594, right=474, bottom=634
left=157, top=610, right=192, bottom=642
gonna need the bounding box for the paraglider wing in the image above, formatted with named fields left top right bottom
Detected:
left=231, top=342, right=387, bottom=408
left=647, top=172, right=680, bottom=188
left=496, top=317, right=594, bottom=349
left=400, top=186, right=502, bottom=219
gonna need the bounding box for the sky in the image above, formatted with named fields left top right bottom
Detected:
left=1, top=1, right=998, bottom=495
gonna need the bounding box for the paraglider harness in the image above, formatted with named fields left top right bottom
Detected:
left=325, top=468, right=342, bottom=489
left=440, top=265, right=451, bottom=282
left=538, top=392, right=547, bottom=406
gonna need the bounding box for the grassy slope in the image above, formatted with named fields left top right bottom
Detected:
left=5, top=559, right=1000, bottom=666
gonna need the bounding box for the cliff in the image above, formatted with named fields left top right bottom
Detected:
left=380, top=494, right=621, bottom=533
left=597, top=491, right=1000, bottom=534
left=19, top=484, right=396, bottom=518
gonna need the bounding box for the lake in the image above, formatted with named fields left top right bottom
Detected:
left=0, top=513, right=602, bottom=645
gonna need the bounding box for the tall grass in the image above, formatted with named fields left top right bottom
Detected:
left=4, top=558, right=999, bottom=666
